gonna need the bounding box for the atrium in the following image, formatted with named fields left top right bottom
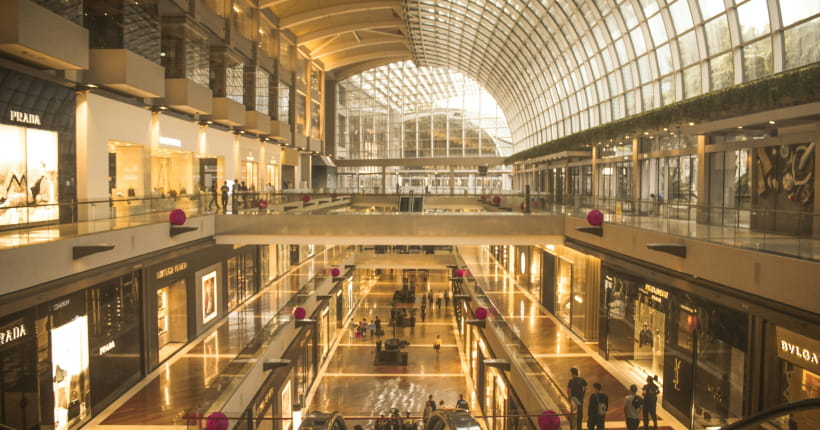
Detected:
left=0, top=1, right=818, bottom=430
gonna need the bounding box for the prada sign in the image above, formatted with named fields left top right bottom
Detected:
left=776, top=327, right=820, bottom=375
left=9, top=110, right=42, bottom=126
left=0, top=319, right=28, bottom=349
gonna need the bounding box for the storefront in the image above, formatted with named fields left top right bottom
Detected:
left=0, top=264, right=144, bottom=430
left=0, top=66, right=76, bottom=229
left=767, top=326, right=820, bottom=429
left=227, top=246, right=259, bottom=311
left=539, top=245, right=601, bottom=340
left=600, top=266, right=748, bottom=429
left=108, top=140, right=147, bottom=198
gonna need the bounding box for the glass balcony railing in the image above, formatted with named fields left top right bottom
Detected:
left=0, top=191, right=816, bottom=260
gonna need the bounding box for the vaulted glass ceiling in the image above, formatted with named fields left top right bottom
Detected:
left=402, top=0, right=820, bottom=153
left=336, top=61, right=512, bottom=159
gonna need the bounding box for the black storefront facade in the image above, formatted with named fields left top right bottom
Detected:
left=0, top=240, right=262, bottom=430
left=0, top=65, right=77, bottom=230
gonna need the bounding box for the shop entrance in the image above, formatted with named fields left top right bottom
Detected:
left=157, top=279, right=188, bottom=362
left=51, top=316, right=91, bottom=430
left=0, top=315, right=38, bottom=430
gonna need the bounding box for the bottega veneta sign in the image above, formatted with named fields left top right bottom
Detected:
left=776, top=327, right=820, bottom=374
left=9, top=110, right=42, bottom=126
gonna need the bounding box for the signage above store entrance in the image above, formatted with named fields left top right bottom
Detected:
left=159, top=136, right=182, bottom=147
left=776, top=326, right=820, bottom=375
left=9, top=110, right=42, bottom=126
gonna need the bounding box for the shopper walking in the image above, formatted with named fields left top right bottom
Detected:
left=642, top=376, right=660, bottom=430
left=624, top=385, right=642, bottom=430
left=455, top=394, right=468, bottom=410
left=567, top=368, right=587, bottom=430
left=587, top=383, right=608, bottom=430
left=433, top=335, right=441, bottom=353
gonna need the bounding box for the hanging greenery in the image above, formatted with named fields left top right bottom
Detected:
left=505, top=63, right=820, bottom=164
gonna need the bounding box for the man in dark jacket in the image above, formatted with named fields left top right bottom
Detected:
left=567, top=367, right=587, bottom=430
left=587, top=382, right=608, bottom=430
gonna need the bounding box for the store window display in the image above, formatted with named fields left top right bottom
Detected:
left=0, top=125, right=59, bottom=226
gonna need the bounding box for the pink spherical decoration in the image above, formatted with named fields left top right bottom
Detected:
left=331, top=267, right=341, bottom=277
left=302, top=194, right=311, bottom=202
left=587, top=209, right=604, bottom=226
left=474, top=307, right=488, bottom=320
left=455, top=269, right=465, bottom=277
left=492, top=196, right=501, bottom=204
left=293, top=307, right=306, bottom=320
left=257, top=199, right=269, bottom=209
left=331, top=193, right=338, bottom=198
left=206, top=412, right=229, bottom=430
left=520, top=201, right=525, bottom=210
left=538, top=411, right=561, bottom=430
left=169, top=209, right=186, bottom=225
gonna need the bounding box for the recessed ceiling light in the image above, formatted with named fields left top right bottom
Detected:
left=688, top=122, right=695, bottom=126
left=737, top=125, right=743, bottom=129
left=768, top=120, right=776, bottom=125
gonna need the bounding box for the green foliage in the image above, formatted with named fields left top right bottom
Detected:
left=505, top=63, right=820, bottom=164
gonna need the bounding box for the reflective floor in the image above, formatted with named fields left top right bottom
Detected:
left=308, top=270, right=471, bottom=426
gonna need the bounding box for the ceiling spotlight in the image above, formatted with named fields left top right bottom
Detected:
left=149, top=105, right=168, bottom=113
left=737, top=125, right=743, bottom=129
left=768, top=120, right=776, bottom=125
left=688, top=122, right=695, bottom=126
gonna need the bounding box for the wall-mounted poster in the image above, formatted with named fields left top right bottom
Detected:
left=202, top=271, right=217, bottom=324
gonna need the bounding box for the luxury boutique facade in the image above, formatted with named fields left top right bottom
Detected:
left=0, top=0, right=818, bottom=430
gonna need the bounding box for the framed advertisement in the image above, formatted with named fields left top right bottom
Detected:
left=202, top=271, right=217, bottom=324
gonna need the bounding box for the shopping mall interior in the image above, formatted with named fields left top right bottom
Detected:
left=0, top=0, right=819, bottom=430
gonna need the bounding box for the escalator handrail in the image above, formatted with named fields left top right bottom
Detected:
left=720, top=398, right=820, bottom=430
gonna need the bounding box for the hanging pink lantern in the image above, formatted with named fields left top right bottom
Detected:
left=302, top=194, right=311, bottom=202
left=474, top=307, right=488, bottom=320
left=169, top=209, right=186, bottom=225
left=492, top=196, right=501, bottom=204
left=293, top=307, right=306, bottom=320
left=205, top=412, right=229, bottom=430
left=257, top=199, right=269, bottom=209
left=587, top=209, right=604, bottom=226
left=538, top=410, right=561, bottom=430
left=331, top=267, right=341, bottom=277
left=455, top=269, right=465, bottom=277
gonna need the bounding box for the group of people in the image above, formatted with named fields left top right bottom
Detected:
left=421, top=394, right=470, bottom=421
left=568, top=368, right=660, bottom=430
left=418, top=289, right=450, bottom=322
left=208, top=180, right=276, bottom=212
left=353, top=316, right=383, bottom=339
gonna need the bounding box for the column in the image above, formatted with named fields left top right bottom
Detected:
left=449, top=166, right=455, bottom=196
left=696, top=134, right=708, bottom=224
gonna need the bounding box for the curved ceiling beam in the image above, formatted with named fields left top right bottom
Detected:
left=297, top=18, right=404, bottom=46
left=280, top=1, right=400, bottom=30
left=323, top=50, right=410, bottom=71
left=335, top=58, right=413, bottom=80
left=314, top=38, right=409, bottom=59
left=259, top=0, right=289, bottom=8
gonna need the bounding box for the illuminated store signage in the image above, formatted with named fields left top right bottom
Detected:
left=640, top=284, right=669, bottom=303
left=0, top=319, right=27, bottom=346
left=156, top=262, right=188, bottom=279
left=159, top=136, right=182, bottom=147
left=9, top=110, right=42, bottom=126
left=98, top=340, right=116, bottom=355
left=776, top=327, right=820, bottom=375
left=52, top=298, right=71, bottom=312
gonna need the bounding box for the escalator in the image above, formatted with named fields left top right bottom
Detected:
left=719, top=398, right=820, bottom=430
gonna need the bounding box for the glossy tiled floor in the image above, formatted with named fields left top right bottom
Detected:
left=307, top=272, right=471, bottom=427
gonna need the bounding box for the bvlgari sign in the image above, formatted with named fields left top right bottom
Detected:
left=9, top=110, right=42, bottom=126
left=776, top=327, right=820, bottom=375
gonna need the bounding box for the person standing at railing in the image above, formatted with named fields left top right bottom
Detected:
left=220, top=181, right=230, bottom=212
left=587, top=383, right=608, bottom=430
left=567, top=367, right=587, bottom=430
